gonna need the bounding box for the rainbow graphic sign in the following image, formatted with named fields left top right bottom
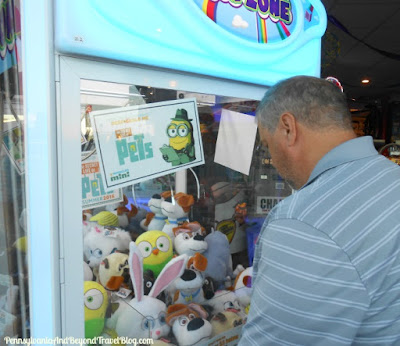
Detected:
left=196, top=0, right=319, bottom=44
left=55, top=0, right=327, bottom=87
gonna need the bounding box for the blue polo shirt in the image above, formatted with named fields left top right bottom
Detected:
left=240, top=136, right=400, bottom=345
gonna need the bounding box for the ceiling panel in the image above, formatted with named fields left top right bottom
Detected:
left=320, top=0, right=400, bottom=103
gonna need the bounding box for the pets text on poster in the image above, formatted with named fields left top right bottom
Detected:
left=90, top=99, right=204, bottom=190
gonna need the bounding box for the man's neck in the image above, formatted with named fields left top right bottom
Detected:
left=295, top=127, right=356, bottom=188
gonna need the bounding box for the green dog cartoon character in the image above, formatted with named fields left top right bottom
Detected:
left=160, top=108, right=196, bottom=166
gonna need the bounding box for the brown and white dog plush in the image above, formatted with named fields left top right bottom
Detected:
left=174, top=253, right=208, bottom=305
left=166, top=303, right=212, bottom=346
left=105, top=195, right=138, bottom=228
left=161, top=192, right=195, bottom=240
left=173, top=222, right=208, bottom=256
left=140, top=192, right=169, bottom=231
left=233, top=266, right=253, bottom=309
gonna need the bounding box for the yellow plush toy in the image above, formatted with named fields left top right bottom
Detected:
left=13, top=236, right=27, bottom=253
left=84, top=281, right=108, bottom=338
left=135, top=230, right=173, bottom=277
left=90, top=211, right=119, bottom=227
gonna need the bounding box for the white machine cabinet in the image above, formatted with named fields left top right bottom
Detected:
left=23, top=0, right=326, bottom=342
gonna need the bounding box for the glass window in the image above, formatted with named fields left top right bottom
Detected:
left=80, top=79, right=291, bottom=341
left=0, top=0, right=30, bottom=340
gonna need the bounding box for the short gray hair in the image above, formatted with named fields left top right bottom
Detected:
left=257, top=75, right=353, bottom=132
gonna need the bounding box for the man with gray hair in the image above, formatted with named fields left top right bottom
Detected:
left=239, top=76, right=400, bottom=345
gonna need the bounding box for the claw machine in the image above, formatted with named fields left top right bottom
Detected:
left=23, top=0, right=326, bottom=344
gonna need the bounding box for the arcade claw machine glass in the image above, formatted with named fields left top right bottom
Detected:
left=58, top=59, right=286, bottom=342
left=73, top=70, right=290, bottom=343
left=55, top=0, right=326, bottom=342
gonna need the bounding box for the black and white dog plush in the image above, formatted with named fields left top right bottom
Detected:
left=173, top=222, right=208, bottom=256
left=202, top=276, right=217, bottom=300
left=166, top=303, right=212, bottom=346
left=173, top=253, right=208, bottom=305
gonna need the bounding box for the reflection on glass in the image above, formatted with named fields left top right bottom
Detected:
left=80, top=80, right=291, bottom=342
left=0, top=0, right=30, bottom=340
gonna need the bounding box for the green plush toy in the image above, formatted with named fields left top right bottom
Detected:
left=84, top=281, right=108, bottom=338
left=135, top=230, right=173, bottom=277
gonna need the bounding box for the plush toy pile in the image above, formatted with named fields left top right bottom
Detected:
left=82, top=191, right=253, bottom=345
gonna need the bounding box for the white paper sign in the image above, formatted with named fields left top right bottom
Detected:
left=214, top=109, right=257, bottom=175
left=90, top=99, right=204, bottom=189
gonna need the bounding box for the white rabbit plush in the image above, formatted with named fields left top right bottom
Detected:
left=107, top=241, right=187, bottom=341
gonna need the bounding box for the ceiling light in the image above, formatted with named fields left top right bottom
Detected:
left=361, top=79, right=370, bottom=84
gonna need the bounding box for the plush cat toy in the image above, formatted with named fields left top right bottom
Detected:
left=135, top=230, right=173, bottom=277
left=173, top=222, right=208, bottom=256
left=83, top=226, right=131, bottom=270
left=82, top=212, right=97, bottom=238
left=166, top=303, right=212, bottom=346
left=106, top=242, right=187, bottom=340
left=140, top=193, right=168, bottom=231
left=202, top=229, right=233, bottom=289
left=161, top=192, right=195, bottom=240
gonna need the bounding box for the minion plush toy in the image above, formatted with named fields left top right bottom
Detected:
left=135, top=230, right=173, bottom=277
left=160, top=108, right=195, bottom=166
left=84, top=281, right=108, bottom=338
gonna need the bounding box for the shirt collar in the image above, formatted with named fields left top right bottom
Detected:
left=303, top=136, right=378, bottom=188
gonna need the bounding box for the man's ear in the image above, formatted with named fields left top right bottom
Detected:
left=279, top=113, right=297, bottom=146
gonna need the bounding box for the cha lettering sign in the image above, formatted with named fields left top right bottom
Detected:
left=256, top=196, right=284, bottom=214
left=81, top=153, right=123, bottom=209
left=90, top=99, right=204, bottom=189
